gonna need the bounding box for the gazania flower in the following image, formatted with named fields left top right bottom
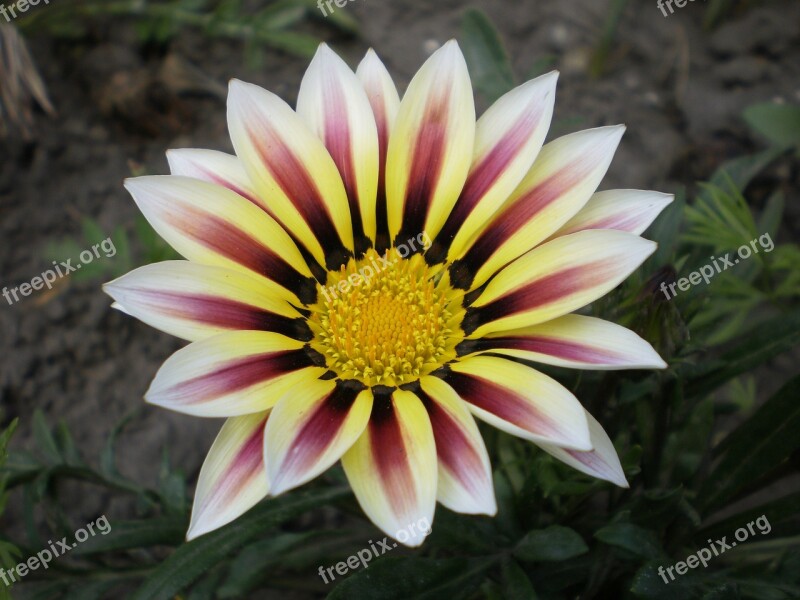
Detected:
left=104, top=41, right=670, bottom=547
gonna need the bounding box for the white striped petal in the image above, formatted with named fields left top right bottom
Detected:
left=187, top=412, right=269, bottom=540
left=103, top=261, right=304, bottom=342
left=341, top=390, right=437, bottom=547
left=297, top=44, right=379, bottom=247
left=166, top=149, right=265, bottom=211
left=440, top=355, right=591, bottom=451
left=357, top=49, right=401, bottom=251
left=466, top=230, right=656, bottom=338
left=464, top=314, right=667, bottom=370
left=536, top=410, right=628, bottom=488
left=419, top=376, right=496, bottom=515
left=436, top=71, right=558, bottom=262
left=227, top=79, right=353, bottom=268
left=452, top=126, right=625, bottom=290
left=146, top=331, right=326, bottom=417
left=385, top=40, right=476, bottom=245
left=265, top=382, right=372, bottom=495
left=123, top=176, right=314, bottom=304
left=551, top=189, right=674, bottom=239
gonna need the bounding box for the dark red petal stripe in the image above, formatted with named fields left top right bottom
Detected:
left=417, top=388, right=486, bottom=499
left=373, top=99, right=391, bottom=254
left=130, top=289, right=311, bottom=340
left=437, top=368, right=562, bottom=440
left=275, top=383, right=361, bottom=483
left=249, top=117, right=350, bottom=269
left=450, top=158, right=594, bottom=289
left=323, top=80, right=370, bottom=255
left=463, top=335, right=624, bottom=365
left=160, top=349, right=313, bottom=407
left=395, top=89, right=450, bottom=247
left=369, top=391, right=416, bottom=517
left=427, top=102, right=545, bottom=264
left=462, top=262, right=609, bottom=334
left=164, top=207, right=316, bottom=304
left=217, top=415, right=268, bottom=505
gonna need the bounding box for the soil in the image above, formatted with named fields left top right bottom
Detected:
left=1, top=0, right=798, bottom=596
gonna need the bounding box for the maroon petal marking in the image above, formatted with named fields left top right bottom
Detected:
left=396, top=89, right=450, bottom=247
left=322, top=79, right=370, bottom=255
left=462, top=335, right=626, bottom=365
left=273, top=384, right=361, bottom=485
left=163, top=207, right=316, bottom=304
left=159, top=349, right=314, bottom=407
left=248, top=117, right=350, bottom=269
left=438, top=368, right=562, bottom=440
left=369, top=391, right=416, bottom=517
left=216, top=416, right=268, bottom=505
left=129, top=289, right=310, bottom=340
left=462, top=262, right=610, bottom=334
left=417, top=389, right=485, bottom=499
left=427, top=102, right=545, bottom=264
left=450, top=158, right=594, bottom=289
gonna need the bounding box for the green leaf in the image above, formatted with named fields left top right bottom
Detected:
left=327, top=556, right=497, bottom=600
left=743, top=103, right=800, bottom=149
left=594, top=522, right=663, bottom=560
left=684, top=310, right=800, bottom=398
left=72, top=516, right=187, bottom=555
left=513, top=525, right=588, bottom=562
left=501, top=559, right=538, bottom=599
left=131, top=486, right=349, bottom=600
left=460, top=9, right=515, bottom=103
left=708, top=146, right=786, bottom=193
left=700, top=375, right=800, bottom=512
left=32, top=410, right=62, bottom=464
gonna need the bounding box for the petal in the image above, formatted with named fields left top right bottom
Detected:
left=103, top=261, right=308, bottom=342
left=357, top=49, right=401, bottom=252
left=124, top=176, right=316, bottom=305
left=385, top=40, right=476, bottom=246
left=437, top=355, right=591, bottom=451
left=550, top=189, right=674, bottom=239
left=464, top=230, right=656, bottom=337
left=459, top=314, right=667, bottom=370
left=341, top=389, right=437, bottom=547
left=227, top=79, right=353, bottom=269
left=418, top=376, right=496, bottom=515
left=166, top=148, right=265, bottom=211
left=536, top=410, right=628, bottom=488
left=297, top=44, right=379, bottom=251
left=187, top=412, right=269, bottom=540
left=265, top=381, right=372, bottom=495
left=428, top=72, right=558, bottom=263
left=146, top=331, right=326, bottom=417
left=451, top=126, right=626, bottom=290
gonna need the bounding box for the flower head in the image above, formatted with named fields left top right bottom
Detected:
left=104, top=41, right=670, bottom=547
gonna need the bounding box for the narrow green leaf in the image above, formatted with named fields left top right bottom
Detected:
left=327, top=556, right=496, bottom=600
left=131, top=486, right=349, bottom=600
left=700, top=375, right=800, bottom=512
left=32, top=410, right=62, bottom=464
left=501, top=559, right=538, bottom=599
left=72, top=516, right=187, bottom=555
left=460, top=9, right=514, bottom=103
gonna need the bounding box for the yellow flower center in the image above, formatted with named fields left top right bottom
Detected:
left=308, top=248, right=464, bottom=387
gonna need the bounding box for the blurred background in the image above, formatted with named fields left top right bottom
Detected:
left=1, top=0, right=799, bottom=598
